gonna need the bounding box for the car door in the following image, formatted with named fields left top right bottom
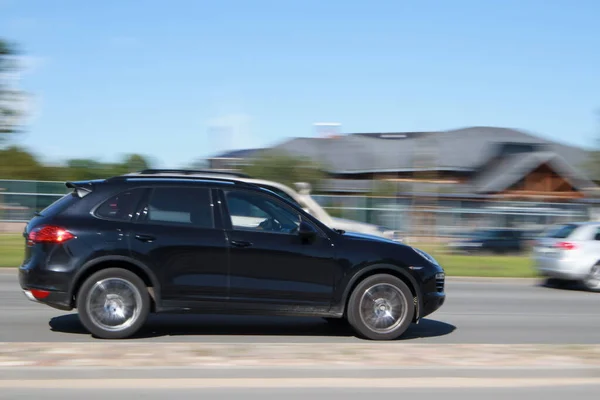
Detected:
left=217, top=188, right=338, bottom=312
left=129, top=185, right=229, bottom=304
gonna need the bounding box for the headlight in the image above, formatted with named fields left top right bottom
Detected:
left=414, top=248, right=439, bottom=266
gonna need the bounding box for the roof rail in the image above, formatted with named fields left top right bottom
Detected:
left=135, top=169, right=251, bottom=178
left=106, top=171, right=254, bottom=187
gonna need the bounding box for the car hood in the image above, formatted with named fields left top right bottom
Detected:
left=331, top=217, right=380, bottom=231
left=339, top=230, right=404, bottom=245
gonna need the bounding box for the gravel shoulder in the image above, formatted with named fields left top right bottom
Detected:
left=2, top=343, right=599, bottom=368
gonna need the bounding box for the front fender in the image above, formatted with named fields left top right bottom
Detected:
left=337, top=264, right=423, bottom=320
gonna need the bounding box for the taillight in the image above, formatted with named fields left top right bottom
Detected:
left=27, top=225, right=75, bottom=245
left=555, top=241, right=577, bottom=250
left=30, top=289, right=50, bottom=299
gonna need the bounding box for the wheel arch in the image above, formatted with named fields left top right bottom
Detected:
left=69, top=256, right=160, bottom=311
left=340, top=264, right=422, bottom=322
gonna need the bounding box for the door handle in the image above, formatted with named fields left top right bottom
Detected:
left=135, top=234, right=156, bottom=243
left=230, top=240, right=252, bottom=248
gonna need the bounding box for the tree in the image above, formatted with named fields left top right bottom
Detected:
left=0, top=145, right=156, bottom=180
left=0, top=146, right=45, bottom=179
left=240, top=150, right=326, bottom=189
left=121, top=154, right=151, bottom=173
left=0, top=39, right=27, bottom=141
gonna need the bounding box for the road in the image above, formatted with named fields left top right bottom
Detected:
left=2, top=272, right=600, bottom=343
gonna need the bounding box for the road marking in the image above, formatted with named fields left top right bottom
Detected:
left=0, top=378, right=599, bottom=389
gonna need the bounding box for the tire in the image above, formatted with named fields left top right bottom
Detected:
left=76, top=268, right=150, bottom=339
left=582, top=264, right=600, bottom=292
left=347, top=274, right=415, bottom=340
left=544, top=277, right=568, bottom=288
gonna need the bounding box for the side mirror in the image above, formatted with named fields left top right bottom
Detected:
left=298, top=220, right=317, bottom=242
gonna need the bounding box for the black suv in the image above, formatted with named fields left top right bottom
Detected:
left=18, top=170, right=446, bottom=340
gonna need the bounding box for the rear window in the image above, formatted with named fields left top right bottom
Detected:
left=547, top=224, right=578, bottom=239
left=38, top=192, right=79, bottom=216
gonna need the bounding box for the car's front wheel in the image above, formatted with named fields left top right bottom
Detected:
left=347, top=274, right=414, bottom=340
left=77, top=268, right=150, bottom=339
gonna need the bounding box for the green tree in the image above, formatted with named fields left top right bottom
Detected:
left=240, top=150, right=326, bottom=189
left=1, top=39, right=27, bottom=140
left=121, top=154, right=151, bottom=173
left=0, top=146, right=45, bottom=179
left=64, top=154, right=153, bottom=180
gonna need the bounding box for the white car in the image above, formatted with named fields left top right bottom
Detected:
left=532, top=222, right=600, bottom=291
left=129, top=170, right=402, bottom=241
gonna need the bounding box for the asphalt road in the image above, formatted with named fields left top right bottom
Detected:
left=2, top=271, right=599, bottom=343
left=1, top=386, right=599, bottom=400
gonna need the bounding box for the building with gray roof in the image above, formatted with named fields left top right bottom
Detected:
left=208, top=126, right=598, bottom=202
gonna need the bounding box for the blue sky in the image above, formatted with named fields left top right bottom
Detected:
left=2, top=0, right=599, bottom=167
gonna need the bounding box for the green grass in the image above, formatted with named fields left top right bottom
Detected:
left=0, top=234, right=536, bottom=277
left=0, top=234, right=24, bottom=268
left=418, top=245, right=536, bottom=278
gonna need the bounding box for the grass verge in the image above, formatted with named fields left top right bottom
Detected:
left=0, top=234, right=536, bottom=277
left=0, top=234, right=23, bottom=268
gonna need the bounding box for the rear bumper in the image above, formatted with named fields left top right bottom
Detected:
left=19, top=268, right=73, bottom=311
left=534, top=257, right=588, bottom=281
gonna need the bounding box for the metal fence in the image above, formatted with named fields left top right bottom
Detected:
left=0, top=180, right=68, bottom=222
left=0, top=179, right=592, bottom=238
left=313, top=195, right=590, bottom=238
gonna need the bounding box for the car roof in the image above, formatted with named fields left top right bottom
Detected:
left=118, top=169, right=298, bottom=193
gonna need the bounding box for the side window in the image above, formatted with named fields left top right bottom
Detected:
left=95, top=189, right=144, bottom=221
left=593, top=228, right=600, bottom=241
left=224, top=190, right=300, bottom=234
left=144, top=187, right=214, bottom=228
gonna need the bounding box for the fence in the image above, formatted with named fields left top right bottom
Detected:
left=312, top=195, right=590, bottom=238
left=0, top=180, right=68, bottom=222
left=0, top=179, right=592, bottom=238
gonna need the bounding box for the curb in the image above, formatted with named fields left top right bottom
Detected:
left=2, top=343, right=599, bottom=369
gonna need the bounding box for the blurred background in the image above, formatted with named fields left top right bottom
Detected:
left=1, top=1, right=600, bottom=277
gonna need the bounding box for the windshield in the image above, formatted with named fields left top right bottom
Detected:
left=471, top=230, right=497, bottom=239
left=262, top=186, right=300, bottom=206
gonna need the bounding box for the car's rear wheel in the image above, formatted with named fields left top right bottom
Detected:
left=347, top=274, right=414, bottom=340
left=77, top=268, right=150, bottom=339
left=583, top=264, right=600, bottom=292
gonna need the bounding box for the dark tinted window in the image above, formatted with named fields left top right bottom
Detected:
left=224, top=190, right=300, bottom=233
left=39, top=193, right=79, bottom=216
left=145, top=187, right=214, bottom=228
left=95, top=189, right=144, bottom=221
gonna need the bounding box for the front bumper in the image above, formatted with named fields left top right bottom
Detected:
left=415, top=269, right=446, bottom=320
left=420, top=291, right=445, bottom=319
